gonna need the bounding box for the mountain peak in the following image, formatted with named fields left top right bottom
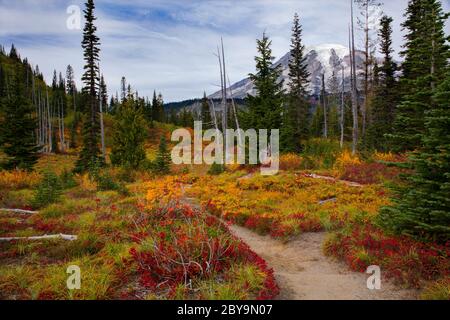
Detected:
left=210, top=43, right=364, bottom=99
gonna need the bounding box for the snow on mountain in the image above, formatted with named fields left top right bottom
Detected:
left=209, top=43, right=365, bottom=99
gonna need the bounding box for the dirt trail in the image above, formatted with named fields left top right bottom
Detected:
left=228, top=224, right=418, bottom=300
left=182, top=185, right=418, bottom=300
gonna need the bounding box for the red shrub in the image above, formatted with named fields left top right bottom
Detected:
left=340, top=162, right=404, bottom=184
left=129, top=204, right=279, bottom=299
left=325, top=224, right=450, bottom=287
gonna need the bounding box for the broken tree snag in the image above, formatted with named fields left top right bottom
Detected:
left=0, top=208, right=38, bottom=215
left=0, top=234, right=78, bottom=242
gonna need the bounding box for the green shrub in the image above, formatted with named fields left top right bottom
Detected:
left=95, top=170, right=129, bottom=196
left=208, top=163, right=225, bottom=175
left=60, top=169, right=78, bottom=189
left=32, top=170, right=62, bottom=208
left=301, top=138, right=341, bottom=169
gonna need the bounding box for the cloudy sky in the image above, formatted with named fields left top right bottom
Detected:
left=1, top=0, right=449, bottom=102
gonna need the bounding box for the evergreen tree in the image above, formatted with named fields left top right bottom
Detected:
left=243, top=33, right=284, bottom=135
left=157, top=93, right=165, bottom=123
left=9, top=44, right=20, bottom=61
left=282, top=13, right=310, bottom=152
left=180, top=108, right=194, bottom=128
left=0, top=72, right=38, bottom=170
left=201, top=92, right=212, bottom=128
left=310, top=103, right=324, bottom=137
left=154, top=135, right=171, bottom=175
left=390, top=0, right=449, bottom=151
left=110, top=99, right=147, bottom=169
left=100, top=74, right=108, bottom=110
left=327, top=71, right=341, bottom=138
left=152, top=91, right=165, bottom=123
left=365, top=15, right=398, bottom=151
left=75, top=0, right=103, bottom=173
left=168, top=108, right=179, bottom=126
left=66, top=65, right=76, bottom=95
left=379, top=71, right=450, bottom=243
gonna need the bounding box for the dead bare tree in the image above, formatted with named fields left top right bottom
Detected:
left=355, top=0, right=383, bottom=138
left=321, top=73, right=328, bottom=138
left=227, top=74, right=242, bottom=145
left=350, top=0, right=359, bottom=155
left=46, top=89, right=52, bottom=153
left=98, top=65, right=106, bottom=160
left=209, top=99, right=219, bottom=131
left=340, top=66, right=345, bottom=148
left=220, top=39, right=228, bottom=153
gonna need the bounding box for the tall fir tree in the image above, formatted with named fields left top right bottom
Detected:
left=282, top=13, right=310, bottom=152
left=379, top=71, right=450, bottom=243
left=390, top=0, right=449, bottom=151
left=110, top=98, right=147, bottom=169
left=152, top=91, right=165, bottom=123
left=200, top=92, right=212, bottom=128
left=0, top=72, right=38, bottom=170
left=9, top=44, right=20, bottom=61
left=100, top=74, right=108, bottom=111
left=66, top=65, right=76, bottom=95
left=243, top=33, right=284, bottom=133
left=75, top=0, right=103, bottom=173
left=154, top=135, right=171, bottom=175
left=365, top=15, right=398, bottom=151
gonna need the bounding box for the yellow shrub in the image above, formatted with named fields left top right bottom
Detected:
left=334, top=150, right=362, bottom=170
left=0, top=170, right=41, bottom=190
left=226, top=163, right=243, bottom=172
left=146, top=176, right=182, bottom=206
left=279, top=153, right=303, bottom=171
left=76, top=174, right=97, bottom=192
left=373, top=151, right=398, bottom=162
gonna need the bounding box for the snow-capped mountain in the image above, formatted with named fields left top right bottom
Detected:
left=209, top=44, right=365, bottom=99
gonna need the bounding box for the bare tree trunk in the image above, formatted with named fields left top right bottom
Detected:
left=228, top=74, right=242, bottom=146
left=362, top=1, right=369, bottom=138
left=98, top=67, right=106, bottom=160
left=350, top=0, right=359, bottom=155
left=322, top=73, right=328, bottom=138
left=58, top=99, right=63, bottom=153
left=46, top=89, right=52, bottom=153
left=221, top=39, right=228, bottom=157
left=60, top=96, right=66, bottom=152
left=431, top=8, right=436, bottom=91
left=340, top=66, right=345, bottom=148
left=209, top=99, right=219, bottom=131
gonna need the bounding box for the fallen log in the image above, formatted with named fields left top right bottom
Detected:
left=304, top=173, right=363, bottom=187
left=0, top=234, right=77, bottom=242
left=0, top=208, right=38, bottom=215
left=319, top=198, right=337, bottom=205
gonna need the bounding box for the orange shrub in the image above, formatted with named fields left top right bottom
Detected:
left=146, top=176, right=182, bottom=206
left=279, top=153, right=303, bottom=171
left=75, top=174, right=97, bottom=192
left=0, top=170, right=41, bottom=190
left=334, top=150, right=362, bottom=170
left=373, top=151, right=406, bottom=163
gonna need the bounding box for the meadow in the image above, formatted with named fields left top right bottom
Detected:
left=0, top=135, right=448, bottom=300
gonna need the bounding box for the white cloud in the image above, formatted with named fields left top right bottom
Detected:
left=0, top=0, right=449, bottom=101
